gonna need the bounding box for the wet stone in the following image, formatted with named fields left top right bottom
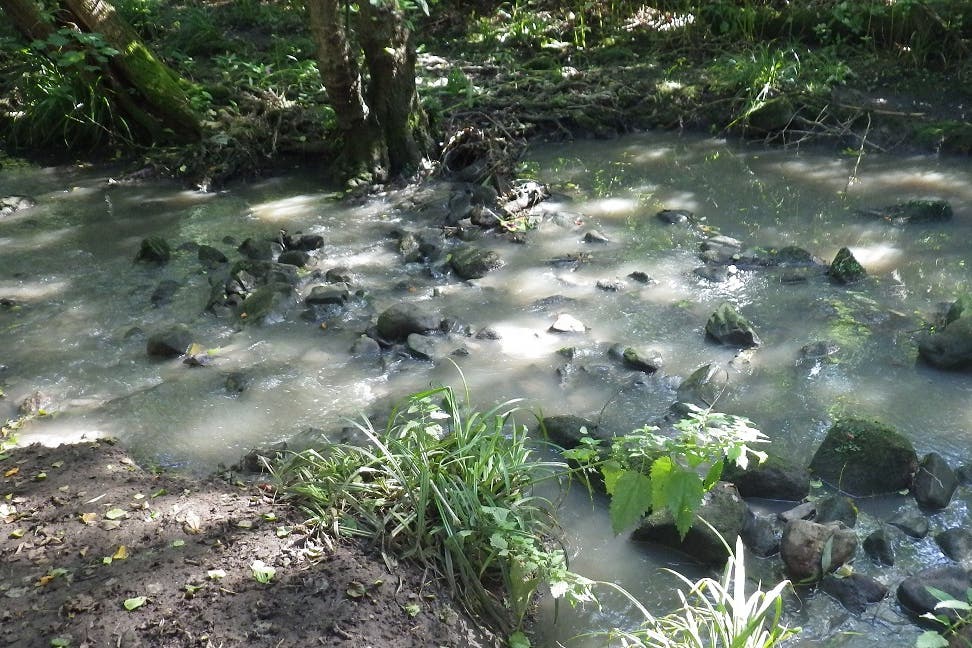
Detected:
left=863, top=527, right=896, bottom=566
left=936, top=528, right=972, bottom=562
left=888, top=506, right=929, bottom=539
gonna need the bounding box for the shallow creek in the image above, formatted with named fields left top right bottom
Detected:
left=3, top=133, right=972, bottom=646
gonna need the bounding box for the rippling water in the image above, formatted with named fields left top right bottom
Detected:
left=3, top=134, right=972, bottom=646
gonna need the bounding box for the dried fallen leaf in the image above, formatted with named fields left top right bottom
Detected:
left=104, top=508, right=127, bottom=520
left=112, top=546, right=129, bottom=560
left=101, top=520, right=121, bottom=531
left=51, top=461, right=64, bottom=469
left=79, top=512, right=98, bottom=525
left=183, top=511, right=202, bottom=534
left=123, top=596, right=147, bottom=611
left=171, top=539, right=185, bottom=548
left=150, top=488, right=167, bottom=498
left=346, top=581, right=366, bottom=598
left=9, top=528, right=24, bottom=539
left=4, top=467, right=19, bottom=478
left=207, top=569, right=226, bottom=580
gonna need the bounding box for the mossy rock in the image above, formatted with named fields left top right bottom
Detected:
left=705, top=302, right=761, bottom=348
left=135, top=237, right=171, bottom=264
left=809, top=417, right=917, bottom=496
left=745, top=96, right=795, bottom=132
left=828, top=247, right=866, bottom=284
left=918, top=317, right=972, bottom=370
left=945, top=294, right=972, bottom=326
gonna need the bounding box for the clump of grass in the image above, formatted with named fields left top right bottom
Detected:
left=605, top=535, right=797, bottom=648
left=277, top=383, right=593, bottom=632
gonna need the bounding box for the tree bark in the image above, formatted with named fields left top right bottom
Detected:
left=357, top=1, right=433, bottom=178
left=0, top=0, right=55, bottom=41
left=306, top=0, right=434, bottom=182
left=0, top=0, right=200, bottom=144
left=306, top=0, right=385, bottom=179
left=59, top=0, right=201, bottom=141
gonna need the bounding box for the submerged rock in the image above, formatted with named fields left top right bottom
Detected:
left=278, top=250, right=311, bottom=267
left=828, top=247, right=866, bottom=284
left=620, top=347, right=664, bottom=374
left=820, top=573, right=887, bottom=614
left=150, top=280, right=181, bottom=307
left=913, top=452, right=958, bottom=509
left=780, top=519, right=857, bottom=581
left=450, top=245, right=502, bottom=279
left=146, top=324, right=193, bottom=358
left=540, top=414, right=602, bottom=450
left=239, top=283, right=297, bottom=324
left=135, top=237, right=171, bottom=264
left=859, top=199, right=953, bottom=225
left=863, top=527, right=896, bottom=566
left=814, top=495, right=858, bottom=527
left=705, top=302, right=761, bottom=348
left=888, top=505, right=929, bottom=539
left=198, top=244, right=228, bottom=267
left=675, top=363, right=729, bottom=411
left=656, top=209, right=693, bottom=225
left=238, top=237, right=274, bottom=261
left=376, top=303, right=442, bottom=342
left=741, top=512, right=780, bottom=557
left=918, top=317, right=972, bottom=370
left=809, top=417, right=917, bottom=496
left=0, top=195, right=36, bottom=217
left=631, top=482, right=748, bottom=565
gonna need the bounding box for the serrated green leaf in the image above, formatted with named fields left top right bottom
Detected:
left=608, top=470, right=652, bottom=535
left=250, top=560, right=275, bottom=583
left=703, top=460, right=724, bottom=490
left=403, top=602, right=421, bottom=617
left=600, top=459, right=623, bottom=495
left=509, top=630, right=531, bottom=648
left=916, top=631, right=949, bottom=648
left=649, top=456, right=674, bottom=514
left=123, top=596, right=146, bottom=611
left=50, top=638, right=71, bottom=647
left=664, top=470, right=705, bottom=539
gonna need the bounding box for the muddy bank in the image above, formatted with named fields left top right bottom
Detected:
left=0, top=440, right=496, bottom=648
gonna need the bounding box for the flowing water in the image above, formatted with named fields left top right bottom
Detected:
left=3, top=133, right=972, bottom=646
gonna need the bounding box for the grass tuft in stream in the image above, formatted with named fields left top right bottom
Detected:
left=276, top=382, right=594, bottom=635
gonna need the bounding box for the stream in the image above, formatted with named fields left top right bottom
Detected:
left=3, top=132, right=972, bottom=646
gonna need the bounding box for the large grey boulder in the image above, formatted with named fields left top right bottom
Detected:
left=376, top=303, right=442, bottom=342
left=898, top=566, right=972, bottom=620
left=631, top=482, right=749, bottom=565
left=705, top=303, right=761, bottom=348
left=918, top=317, right=972, bottom=370
left=780, top=519, right=857, bottom=581
left=913, top=452, right=959, bottom=509
left=722, top=452, right=810, bottom=501
left=936, top=528, right=972, bottom=563
left=809, top=417, right=917, bottom=496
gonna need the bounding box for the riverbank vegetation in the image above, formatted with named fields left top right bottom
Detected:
left=1, top=1, right=970, bottom=186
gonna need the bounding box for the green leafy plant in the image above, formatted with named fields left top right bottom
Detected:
left=278, top=383, right=594, bottom=632
left=917, top=586, right=972, bottom=647
left=604, top=535, right=796, bottom=647
left=563, top=404, right=768, bottom=538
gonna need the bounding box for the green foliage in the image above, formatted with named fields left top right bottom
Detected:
left=278, top=384, right=594, bottom=631
left=566, top=405, right=768, bottom=538
left=4, top=28, right=132, bottom=150
left=917, top=587, right=972, bottom=647
left=604, top=536, right=797, bottom=647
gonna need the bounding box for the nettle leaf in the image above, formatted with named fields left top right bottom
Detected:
left=649, top=456, right=674, bottom=514
left=608, top=470, right=652, bottom=535
left=703, top=460, right=724, bottom=490
left=600, top=459, right=623, bottom=495
left=916, top=631, right=949, bottom=648
left=664, top=470, right=705, bottom=539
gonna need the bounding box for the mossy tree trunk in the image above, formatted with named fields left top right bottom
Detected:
left=305, top=0, right=434, bottom=183
left=0, top=0, right=201, bottom=144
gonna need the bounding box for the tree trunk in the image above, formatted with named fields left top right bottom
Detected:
left=59, top=0, right=201, bottom=142
left=0, top=0, right=55, bottom=41
left=306, top=0, right=434, bottom=182
left=306, top=0, right=385, bottom=180
left=357, top=1, right=433, bottom=178
left=0, top=0, right=200, bottom=144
